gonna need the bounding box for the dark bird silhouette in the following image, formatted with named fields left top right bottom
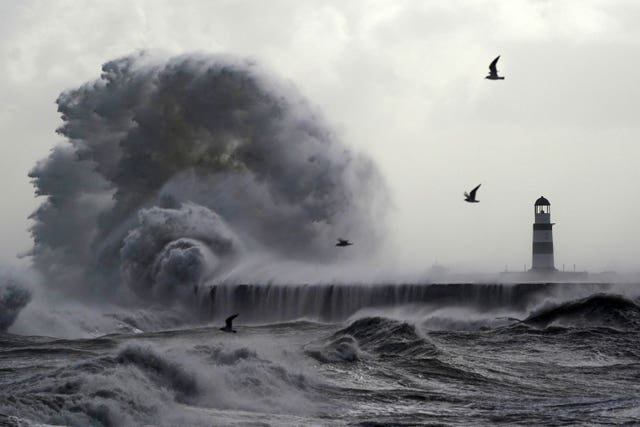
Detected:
left=464, top=184, right=481, bottom=203
left=220, top=313, right=239, bottom=333
left=485, top=56, right=504, bottom=80
left=336, top=238, right=353, bottom=247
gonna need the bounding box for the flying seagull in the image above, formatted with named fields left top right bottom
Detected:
left=464, top=184, right=481, bottom=203
left=485, top=56, right=504, bottom=80
left=220, top=313, right=239, bottom=333
left=336, top=238, right=353, bottom=247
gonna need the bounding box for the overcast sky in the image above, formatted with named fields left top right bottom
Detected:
left=2, top=0, right=640, bottom=274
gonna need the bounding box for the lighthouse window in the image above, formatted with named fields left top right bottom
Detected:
left=536, top=205, right=550, bottom=214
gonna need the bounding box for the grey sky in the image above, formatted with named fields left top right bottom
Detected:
left=2, top=0, right=640, bottom=273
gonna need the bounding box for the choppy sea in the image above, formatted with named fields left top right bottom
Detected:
left=2, top=282, right=640, bottom=426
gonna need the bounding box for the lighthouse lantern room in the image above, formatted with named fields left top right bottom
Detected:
left=531, top=196, right=555, bottom=271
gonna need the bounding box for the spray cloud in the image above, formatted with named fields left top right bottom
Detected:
left=28, top=52, right=387, bottom=304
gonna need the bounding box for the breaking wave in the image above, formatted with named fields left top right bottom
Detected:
left=333, top=317, right=438, bottom=357
left=28, top=51, right=387, bottom=307
left=524, top=294, right=640, bottom=330
left=116, top=346, right=200, bottom=402
left=0, top=337, right=323, bottom=426
left=307, top=317, right=439, bottom=363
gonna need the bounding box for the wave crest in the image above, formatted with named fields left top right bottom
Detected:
left=311, top=317, right=439, bottom=360
left=524, top=294, right=640, bottom=329
left=116, top=345, right=199, bottom=402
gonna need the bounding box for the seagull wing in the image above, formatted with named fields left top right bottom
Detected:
left=469, top=184, right=481, bottom=198
left=489, top=56, right=500, bottom=74
left=225, top=313, right=239, bottom=328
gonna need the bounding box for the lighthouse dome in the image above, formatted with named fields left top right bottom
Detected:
left=535, top=196, right=550, bottom=206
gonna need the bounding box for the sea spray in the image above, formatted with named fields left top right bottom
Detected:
left=0, top=271, right=31, bottom=331
left=28, top=52, right=388, bottom=305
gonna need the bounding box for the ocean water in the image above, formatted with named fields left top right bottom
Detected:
left=2, top=282, right=640, bottom=426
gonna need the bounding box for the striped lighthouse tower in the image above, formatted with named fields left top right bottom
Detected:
left=531, top=196, right=555, bottom=270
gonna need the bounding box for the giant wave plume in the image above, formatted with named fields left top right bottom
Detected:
left=27, top=52, right=388, bottom=308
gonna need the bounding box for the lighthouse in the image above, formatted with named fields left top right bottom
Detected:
left=500, top=196, right=589, bottom=281
left=531, top=196, right=555, bottom=270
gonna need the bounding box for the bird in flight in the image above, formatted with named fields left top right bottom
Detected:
left=220, top=313, right=239, bottom=333
left=464, top=184, right=481, bottom=203
left=336, top=238, right=353, bottom=247
left=485, top=56, right=504, bottom=80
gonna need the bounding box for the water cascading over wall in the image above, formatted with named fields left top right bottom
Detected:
left=201, top=282, right=613, bottom=322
